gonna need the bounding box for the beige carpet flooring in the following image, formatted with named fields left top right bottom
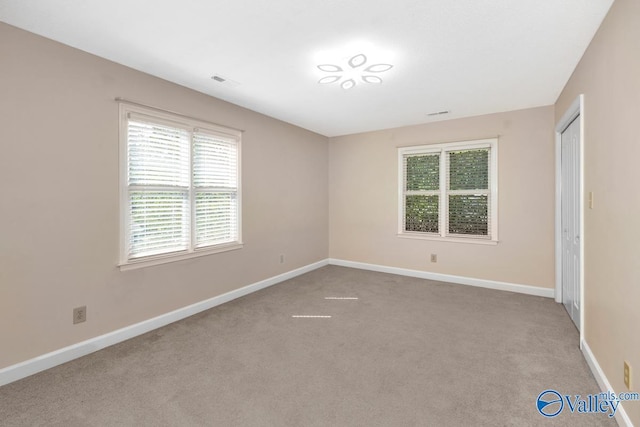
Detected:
left=0, top=266, right=615, bottom=426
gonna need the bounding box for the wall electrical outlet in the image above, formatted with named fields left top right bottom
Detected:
left=280, top=254, right=285, bottom=264
left=430, top=254, right=437, bottom=263
left=73, top=306, right=87, bottom=324
left=624, top=361, right=632, bottom=390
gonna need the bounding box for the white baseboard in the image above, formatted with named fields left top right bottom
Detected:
left=0, top=259, right=329, bottom=387
left=582, top=341, right=634, bottom=427
left=0, top=258, right=557, bottom=388
left=328, top=258, right=555, bottom=298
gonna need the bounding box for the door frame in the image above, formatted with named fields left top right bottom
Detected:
left=555, top=94, right=585, bottom=347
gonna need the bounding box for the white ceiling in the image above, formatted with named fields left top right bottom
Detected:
left=0, top=0, right=613, bottom=137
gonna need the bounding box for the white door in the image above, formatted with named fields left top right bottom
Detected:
left=560, top=116, right=581, bottom=329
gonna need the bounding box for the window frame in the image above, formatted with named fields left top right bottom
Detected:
left=397, top=138, right=498, bottom=244
left=119, top=102, right=243, bottom=271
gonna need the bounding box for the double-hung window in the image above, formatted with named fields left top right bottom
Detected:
left=398, top=138, right=498, bottom=243
left=119, top=103, right=242, bottom=269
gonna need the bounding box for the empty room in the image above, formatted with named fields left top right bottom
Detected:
left=0, top=0, right=638, bottom=425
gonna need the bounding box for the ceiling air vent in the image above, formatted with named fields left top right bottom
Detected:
left=211, top=74, right=241, bottom=88
left=427, top=110, right=450, bottom=117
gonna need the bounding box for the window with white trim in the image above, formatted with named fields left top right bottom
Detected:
left=119, top=103, right=242, bottom=268
left=398, top=139, right=498, bottom=243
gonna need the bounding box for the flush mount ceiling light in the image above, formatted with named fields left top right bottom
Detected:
left=317, top=53, right=393, bottom=90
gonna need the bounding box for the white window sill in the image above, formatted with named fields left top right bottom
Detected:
left=397, top=233, right=498, bottom=245
left=119, top=242, right=243, bottom=271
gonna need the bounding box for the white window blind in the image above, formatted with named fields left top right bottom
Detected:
left=403, top=152, right=440, bottom=233
left=127, top=118, right=191, bottom=258
left=399, top=139, right=497, bottom=242
left=120, top=104, right=241, bottom=267
left=193, top=131, right=239, bottom=248
left=446, top=148, right=490, bottom=237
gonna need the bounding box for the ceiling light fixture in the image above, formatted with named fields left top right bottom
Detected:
left=317, top=53, right=393, bottom=90
left=318, top=64, right=343, bottom=73
left=318, top=76, right=341, bottom=84
left=341, top=79, right=356, bottom=90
